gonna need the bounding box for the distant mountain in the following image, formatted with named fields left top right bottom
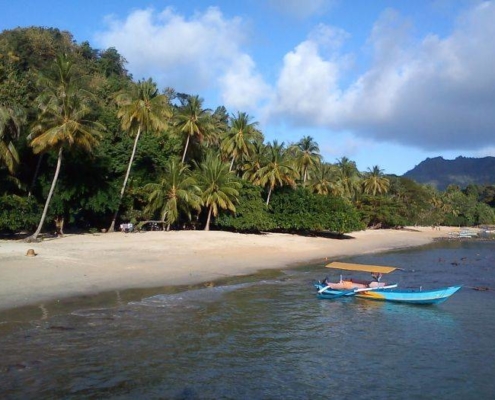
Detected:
left=402, top=156, right=495, bottom=191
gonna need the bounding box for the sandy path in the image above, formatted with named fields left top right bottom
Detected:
left=0, top=227, right=455, bottom=311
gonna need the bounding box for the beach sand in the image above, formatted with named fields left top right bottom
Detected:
left=0, top=227, right=456, bottom=311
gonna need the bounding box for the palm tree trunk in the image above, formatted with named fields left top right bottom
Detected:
left=205, top=206, right=213, bottom=231
left=266, top=187, right=272, bottom=206
left=229, top=155, right=235, bottom=172
left=109, top=127, right=141, bottom=232
left=27, top=147, right=63, bottom=241
left=181, top=135, right=190, bottom=164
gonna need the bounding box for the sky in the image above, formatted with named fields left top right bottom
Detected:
left=2, top=0, right=495, bottom=175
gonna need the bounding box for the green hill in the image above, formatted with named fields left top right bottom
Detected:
left=403, top=156, right=495, bottom=190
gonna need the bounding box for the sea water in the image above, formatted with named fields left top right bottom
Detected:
left=1, top=240, right=495, bottom=399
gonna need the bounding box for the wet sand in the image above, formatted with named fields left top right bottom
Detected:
left=0, top=227, right=457, bottom=311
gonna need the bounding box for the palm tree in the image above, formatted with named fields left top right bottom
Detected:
left=27, top=54, right=103, bottom=240
left=144, top=158, right=202, bottom=230
left=254, top=140, right=298, bottom=205
left=362, top=165, right=390, bottom=196
left=174, top=95, right=212, bottom=163
left=196, top=153, right=241, bottom=231
left=290, top=135, right=321, bottom=184
left=0, top=103, right=24, bottom=175
left=308, top=160, right=339, bottom=195
left=241, top=139, right=269, bottom=183
left=108, top=78, right=172, bottom=232
left=335, top=157, right=361, bottom=200
left=221, top=111, right=263, bottom=172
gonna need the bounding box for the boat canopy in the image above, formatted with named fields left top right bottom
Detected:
left=325, top=261, right=396, bottom=274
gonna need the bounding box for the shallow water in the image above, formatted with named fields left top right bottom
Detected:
left=1, top=240, right=495, bottom=399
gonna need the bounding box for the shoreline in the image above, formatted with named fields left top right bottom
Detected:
left=0, top=227, right=459, bottom=312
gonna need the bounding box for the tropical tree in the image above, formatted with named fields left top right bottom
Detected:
left=308, top=160, right=338, bottom=195
left=254, top=140, right=298, bottom=205
left=335, top=157, right=361, bottom=200
left=27, top=54, right=103, bottom=240
left=0, top=103, right=24, bottom=175
left=290, top=135, right=321, bottom=184
left=221, top=111, right=263, bottom=172
left=144, top=158, right=202, bottom=230
left=362, top=165, right=390, bottom=196
left=174, top=95, right=212, bottom=163
left=196, top=152, right=241, bottom=231
left=108, top=78, right=172, bottom=232
left=241, top=139, right=268, bottom=182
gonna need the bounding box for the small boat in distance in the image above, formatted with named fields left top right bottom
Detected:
left=315, top=261, right=461, bottom=305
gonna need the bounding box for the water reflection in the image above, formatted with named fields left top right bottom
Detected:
left=1, top=241, right=495, bottom=399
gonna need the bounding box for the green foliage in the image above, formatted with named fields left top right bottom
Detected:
left=269, top=187, right=364, bottom=234
left=1, top=26, right=494, bottom=235
left=475, top=202, right=495, bottom=225
left=0, top=195, right=39, bottom=233
left=358, top=196, right=409, bottom=228
left=215, top=182, right=275, bottom=232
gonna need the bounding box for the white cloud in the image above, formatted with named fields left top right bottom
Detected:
left=218, top=54, right=271, bottom=113
left=266, top=1, right=495, bottom=152
left=95, top=7, right=268, bottom=110
left=265, top=25, right=349, bottom=125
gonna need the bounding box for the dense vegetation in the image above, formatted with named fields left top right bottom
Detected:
left=403, top=156, right=495, bottom=191
left=1, top=27, right=494, bottom=237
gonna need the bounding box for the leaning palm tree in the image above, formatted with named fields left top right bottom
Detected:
left=221, top=111, right=263, bottom=172
left=254, top=140, right=298, bottom=205
left=362, top=165, right=390, bottom=196
left=108, top=78, right=172, bottom=232
left=144, top=158, right=202, bottom=230
left=174, top=95, right=212, bottom=163
left=196, top=152, right=241, bottom=231
left=290, top=135, right=321, bottom=184
left=0, top=103, right=25, bottom=175
left=27, top=54, right=103, bottom=241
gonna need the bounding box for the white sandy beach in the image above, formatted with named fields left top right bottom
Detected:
left=0, top=227, right=457, bottom=311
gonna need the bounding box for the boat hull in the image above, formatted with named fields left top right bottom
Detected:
left=315, top=284, right=462, bottom=305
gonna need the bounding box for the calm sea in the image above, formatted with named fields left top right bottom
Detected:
left=1, top=240, right=495, bottom=399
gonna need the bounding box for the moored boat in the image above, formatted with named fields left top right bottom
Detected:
left=315, top=261, right=461, bottom=305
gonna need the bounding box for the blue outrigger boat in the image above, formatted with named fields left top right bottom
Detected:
left=315, top=261, right=461, bottom=305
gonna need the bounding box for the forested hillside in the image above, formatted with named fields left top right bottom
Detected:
left=403, top=156, right=495, bottom=191
left=1, top=27, right=495, bottom=238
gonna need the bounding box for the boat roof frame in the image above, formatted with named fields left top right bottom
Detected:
left=325, top=261, right=397, bottom=274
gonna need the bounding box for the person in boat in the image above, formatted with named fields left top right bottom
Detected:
left=371, top=272, right=383, bottom=282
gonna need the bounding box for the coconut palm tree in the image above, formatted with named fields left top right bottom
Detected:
left=290, top=135, right=321, bottom=184
left=362, top=165, right=390, bottom=196
left=108, top=78, right=172, bottom=232
left=241, top=139, right=269, bottom=183
left=254, top=140, right=298, bottom=205
left=27, top=54, right=103, bottom=240
left=196, top=152, right=241, bottom=231
left=221, top=111, right=263, bottom=172
left=335, top=157, right=361, bottom=200
left=144, top=158, right=202, bottom=230
left=0, top=103, right=24, bottom=175
left=174, top=95, right=212, bottom=164
left=308, top=160, right=339, bottom=195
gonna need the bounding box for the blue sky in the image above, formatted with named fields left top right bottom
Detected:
left=2, top=0, right=495, bottom=175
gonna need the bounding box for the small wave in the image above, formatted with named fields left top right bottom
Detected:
left=131, top=282, right=258, bottom=308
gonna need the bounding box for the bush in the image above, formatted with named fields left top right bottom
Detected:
left=269, top=187, right=364, bottom=234
left=0, top=195, right=40, bottom=233
left=215, top=182, right=275, bottom=232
